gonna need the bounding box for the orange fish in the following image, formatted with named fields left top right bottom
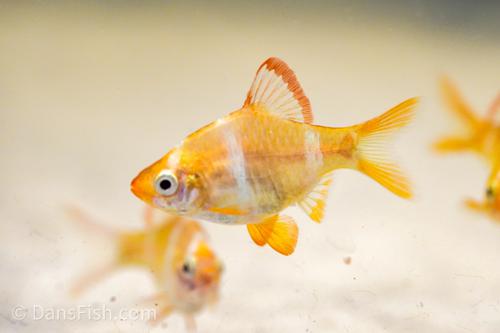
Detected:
left=131, top=57, right=418, bottom=255
left=434, top=76, right=500, bottom=220
left=434, top=76, right=500, bottom=164
left=67, top=207, right=223, bottom=329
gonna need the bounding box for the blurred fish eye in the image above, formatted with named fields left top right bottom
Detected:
left=154, top=170, right=178, bottom=196
left=182, top=261, right=194, bottom=275
left=486, top=187, right=494, bottom=199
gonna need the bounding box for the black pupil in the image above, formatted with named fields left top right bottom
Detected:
left=182, top=263, right=190, bottom=273
left=159, top=179, right=172, bottom=191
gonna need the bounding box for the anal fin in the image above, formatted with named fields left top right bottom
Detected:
left=298, top=174, right=333, bottom=223
left=247, top=215, right=298, bottom=255
left=247, top=224, right=267, bottom=246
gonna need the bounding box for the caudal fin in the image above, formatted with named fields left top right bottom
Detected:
left=356, top=97, right=418, bottom=199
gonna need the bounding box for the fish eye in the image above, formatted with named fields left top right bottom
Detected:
left=155, top=170, right=178, bottom=196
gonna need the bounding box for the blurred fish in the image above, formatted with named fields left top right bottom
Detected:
left=67, top=206, right=223, bottom=329
left=131, top=57, right=418, bottom=255
left=434, top=76, right=500, bottom=220
left=434, top=76, right=500, bottom=163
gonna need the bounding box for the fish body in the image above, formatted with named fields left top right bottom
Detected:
left=69, top=207, right=222, bottom=326
left=132, top=57, right=417, bottom=255
left=175, top=106, right=355, bottom=225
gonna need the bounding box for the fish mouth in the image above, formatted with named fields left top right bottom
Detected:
left=130, top=175, right=147, bottom=201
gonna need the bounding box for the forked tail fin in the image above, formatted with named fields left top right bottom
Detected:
left=355, top=97, right=418, bottom=199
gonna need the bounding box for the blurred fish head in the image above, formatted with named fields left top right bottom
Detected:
left=486, top=169, right=500, bottom=213
left=175, top=241, right=223, bottom=305
left=131, top=148, right=206, bottom=215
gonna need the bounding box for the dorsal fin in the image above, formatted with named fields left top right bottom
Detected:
left=243, top=57, right=313, bottom=123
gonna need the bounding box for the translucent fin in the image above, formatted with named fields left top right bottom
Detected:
left=356, top=97, right=418, bottom=199
left=64, top=205, right=118, bottom=238
left=298, top=174, right=333, bottom=223
left=141, top=292, right=173, bottom=326
left=143, top=205, right=155, bottom=228
left=70, top=263, right=117, bottom=298
left=440, top=76, right=479, bottom=129
left=243, top=57, right=313, bottom=123
left=184, top=315, right=197, bottom=332
left=150, top=305, right=173, bottom=326
left=248, top=215, right=298, bottom=255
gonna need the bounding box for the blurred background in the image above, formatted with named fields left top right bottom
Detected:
left=1, top=1, right=500, bottom=332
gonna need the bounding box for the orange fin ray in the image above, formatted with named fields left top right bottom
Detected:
left=440, top=76, right=480, bottom=129
left=433, top=136, right=475, bottom=153
left=243, top=57, right=313, bottom=124
left=356, top=97, right=418, bottom=199
left=246, top=215, right=298, bottom=256
left=298, top=174, right=333, bottom=223
left=247, top=224, right=267, bottom=246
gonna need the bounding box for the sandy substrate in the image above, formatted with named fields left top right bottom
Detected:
left=1, top=2, right=500, bottom=332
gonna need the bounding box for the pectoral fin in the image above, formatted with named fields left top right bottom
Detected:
left=298, top=174, right=333, bottom=223
left=247, top=215, right=298, bottom=256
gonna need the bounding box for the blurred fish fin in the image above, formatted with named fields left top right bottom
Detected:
left=69, top=263, right=117, bottom=298
left=440, top=76, right=480, bottom=129
left=433, top=136, right=474, bottom=153
left=149, top=304, right=173, bottom=327
left=142, top=292, right=173, bottom=326
left=465, top=198, right=487, bottom=212
left=64, top=204, right=118, bottom=238
left=298, top=174, right=333, bottom=223
left=143, top=205, right=156, bottom=228
left=248, top=215, right=298, bottom=255
left=243, top=57, right=313, bottom=123
left=356, top=97, right=418, bottom=199
left=486, top=92, right=500, bottom=122
left=184, top=315, right=197, bottom=332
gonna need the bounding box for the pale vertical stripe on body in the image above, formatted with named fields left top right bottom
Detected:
left=223, top=127, right=253, bottom=205
left=304, top=128, right=323, bottom=171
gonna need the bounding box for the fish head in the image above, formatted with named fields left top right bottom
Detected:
left=131, top=147, right=207, bottom=216
left=175, top=240, right=223, bottom=306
